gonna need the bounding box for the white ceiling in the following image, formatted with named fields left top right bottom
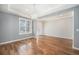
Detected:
left=0, top=4, right=78, bottom=19
left=38, top=10, right=73, bottom=21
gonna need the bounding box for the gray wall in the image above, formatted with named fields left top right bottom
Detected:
left=74, top=6, right=79, bottom=48
left=0, top=12, right=33, bottom=43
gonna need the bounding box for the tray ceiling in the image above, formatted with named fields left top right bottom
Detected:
left=0, top=4, right=78, bottom=19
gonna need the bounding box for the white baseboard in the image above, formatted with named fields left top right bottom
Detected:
left=44, top=34, right=72, bottom=40
left=73, top=46, right=79, bottom=50
left=0, top=36, right=35, bottom=45
left=72, top=43, right=79, bottom=50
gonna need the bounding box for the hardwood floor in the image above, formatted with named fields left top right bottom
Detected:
left=0, top=35, right=79, bottom=55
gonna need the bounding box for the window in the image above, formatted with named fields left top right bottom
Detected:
left=19, top=17, right=32, bottom=34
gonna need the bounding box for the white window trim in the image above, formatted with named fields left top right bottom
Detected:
left=19, top=17, right=32, bottom=35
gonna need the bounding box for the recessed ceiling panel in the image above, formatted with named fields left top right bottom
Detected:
left=0, top=4, right=78, bottom=19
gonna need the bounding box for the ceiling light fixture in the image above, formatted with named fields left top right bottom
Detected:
left=25, top=9, right=29, bottom=12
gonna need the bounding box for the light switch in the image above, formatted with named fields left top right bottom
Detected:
left=76, top=29, right=79, bottom=31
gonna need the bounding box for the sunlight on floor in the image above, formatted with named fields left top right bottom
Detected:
left=18, top=42, right=32, bottom=55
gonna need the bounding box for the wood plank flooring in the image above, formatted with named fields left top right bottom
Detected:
left=0, top=35, right=79, bottom=55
